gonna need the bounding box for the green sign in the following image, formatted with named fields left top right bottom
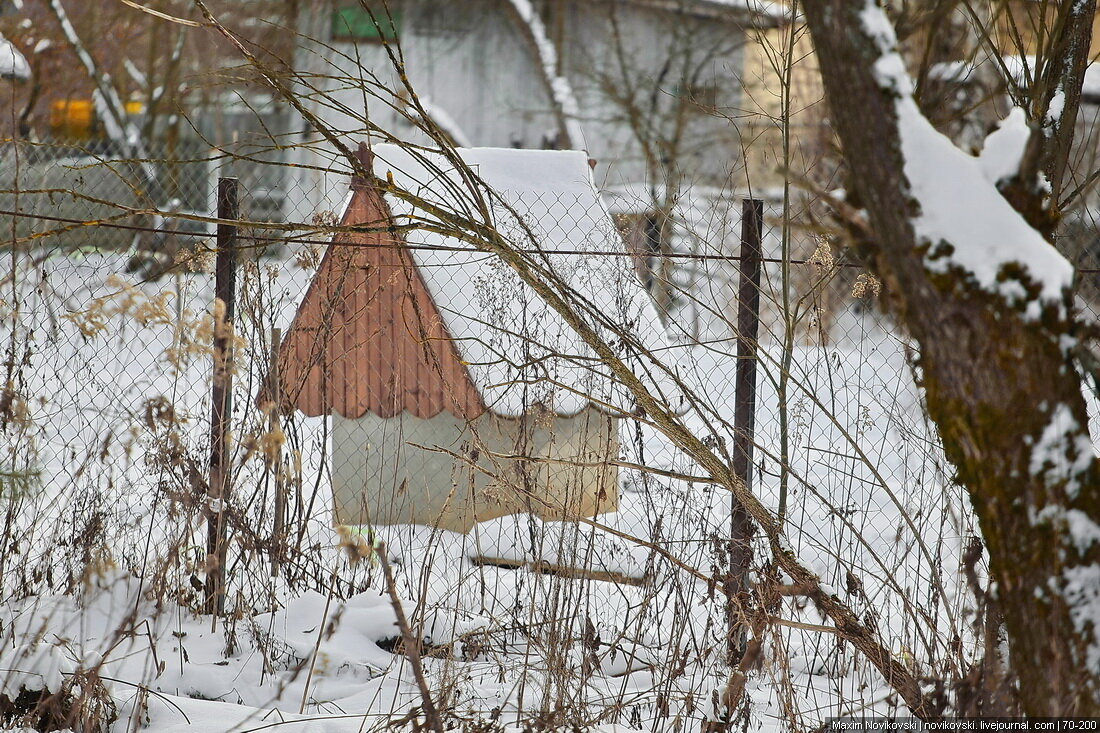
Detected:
left=332, top=5, right=400, bottom=43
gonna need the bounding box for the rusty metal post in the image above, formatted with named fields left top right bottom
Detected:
left=206, top=177, right=238, bottom=617
left=726, top=198, right=763, bottom=664
left=269, top=326, right=285, bottom=578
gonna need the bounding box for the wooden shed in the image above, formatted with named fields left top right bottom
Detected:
left=274, top=143, right=670, bottom=532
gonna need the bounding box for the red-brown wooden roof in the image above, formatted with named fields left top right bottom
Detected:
left=276, top=183, right=487, bottom=420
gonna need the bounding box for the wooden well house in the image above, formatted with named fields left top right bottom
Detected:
left=274, top=143, right=669, bottom=533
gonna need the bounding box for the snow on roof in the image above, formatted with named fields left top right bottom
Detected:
left=0, top=33, right=29, bottom=82
left=930, top=55, right=1045, bottom=85
left=625, top=0, right=783, bottom=23
left=370, top=143, right=679, bottom=418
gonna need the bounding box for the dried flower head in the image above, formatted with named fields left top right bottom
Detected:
left=852, top=272, right=882, bottom=298
left=808, top=237, right=835, bottom=271
left=177, top=247, right=215, bottom=274
left=336, top=525, right=379, bottom=567
left=294, top=244, right=324, bottom=270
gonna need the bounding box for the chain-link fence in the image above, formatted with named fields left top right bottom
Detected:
left=0, top=134, right=1090, bottom=727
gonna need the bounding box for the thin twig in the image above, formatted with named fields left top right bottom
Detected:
left=376, top=542, right=444, bottom=733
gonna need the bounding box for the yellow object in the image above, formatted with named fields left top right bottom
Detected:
left=49, top=99, right=143, bottom=139
left=50, top=99, right=95, bottom=139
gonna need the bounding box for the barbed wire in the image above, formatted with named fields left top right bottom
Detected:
left=6, top=207, right=1100, bottom=273
left=0, top=207, right=863, bottom=267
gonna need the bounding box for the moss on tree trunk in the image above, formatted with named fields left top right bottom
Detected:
left=803, top=0, right=1100, bottom=716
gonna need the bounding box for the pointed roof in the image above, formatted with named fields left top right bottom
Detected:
left=277, top=180, right=487, bottom=419
left=278, top=143, right=675, bottom=420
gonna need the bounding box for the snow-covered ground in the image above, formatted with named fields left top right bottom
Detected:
left=0, top=246, right=1007, bottom=730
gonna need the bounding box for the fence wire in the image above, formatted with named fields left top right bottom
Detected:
left=0, top=135, right=1092, bottom=727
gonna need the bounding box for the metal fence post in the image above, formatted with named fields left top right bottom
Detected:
left=269, top=326, right=285, bottom=579
left=206, top=177, right=238, bottom=618
left=726, top=198, right=763, bottom=664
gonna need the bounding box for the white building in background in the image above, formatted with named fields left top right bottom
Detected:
left=287, top=0, right=780, bottom=341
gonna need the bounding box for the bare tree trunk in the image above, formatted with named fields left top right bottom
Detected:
left=803, top=0, right=1100, bottom=715
left=500, top=0, right=585, bottom=150
left=1034, top=0, right=1096, bottom=203
left=45, top=0, right=162, bottom=208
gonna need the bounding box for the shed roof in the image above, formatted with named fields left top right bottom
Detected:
left=623, top=0, right=783, bottom=25
left=278, top=143, right=676, bottom=420
left=277, top=181, right=488, bottom=420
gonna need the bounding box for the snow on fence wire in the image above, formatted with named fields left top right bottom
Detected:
left=0, top=137, right=1062, bottom=727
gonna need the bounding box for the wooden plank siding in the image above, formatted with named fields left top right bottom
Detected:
left=276, top=182, right=487, bottom=420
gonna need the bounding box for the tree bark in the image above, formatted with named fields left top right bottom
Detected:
left=1035, top=0, right=1097, bottom=204
left=499, top=0, right=584, bottom=150
left=803, top=0, right=1100, bottom=716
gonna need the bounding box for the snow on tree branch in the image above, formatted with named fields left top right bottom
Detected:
left=978, top=107, right=1030, bottom=186
left=860, top=1, right=1073, bottom=319
left=45, top=0, right=156, bottom=190
left=503, top=0, right=587, bottom=150
left=0, top=31, right=30, bottom=81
